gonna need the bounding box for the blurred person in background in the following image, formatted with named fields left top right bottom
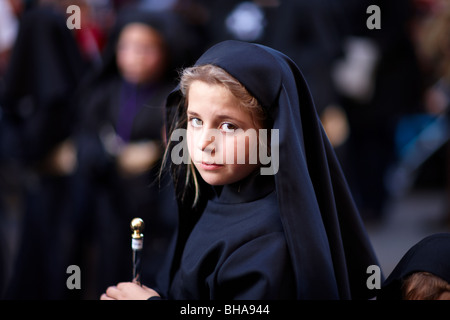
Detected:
left=72, top=7, right=181, bottom=298
left=0, top=0, right=20, bottom=77
left=412, top=0, right=450, bottom=223
left=0, top=0, right=20, bottom=298
left=68, top=0, right=111, bottom=67
left=378, top=233, right=450, bottom=300
left=0, top=2, right=88, bottom=299
left=329, top=0, right=425, bottom=223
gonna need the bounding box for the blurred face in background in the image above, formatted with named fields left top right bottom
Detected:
left=116, top=23, right=167, bottom=84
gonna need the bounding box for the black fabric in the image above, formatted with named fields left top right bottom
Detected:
left=168, top=172, right=296, bottom=299
left=161, top=40, right=380, bottom=299
left=0, top=5, right=88, bottom=299
left=378, top=233, right=450, bottom=300
left=0, top=5, right=87, bottom=164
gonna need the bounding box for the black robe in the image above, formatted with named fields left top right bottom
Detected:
left=158, top=40, right=380, bottom=300
left=168, top=172, right=295, bottom=299
left=1, top=5, right=87, bottom=164
left=0, top=5, right=88, bottom=299
left=74, top=74, right=176, bottom=296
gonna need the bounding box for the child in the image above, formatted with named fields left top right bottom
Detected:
left=378, top=233, right=450, bottom=300
left=101, top=40, right=379, bottom=300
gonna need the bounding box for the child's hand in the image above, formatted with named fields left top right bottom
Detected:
left=117, top=141, right=161, bottom=177
left=100, top=282, right=160, bottom=300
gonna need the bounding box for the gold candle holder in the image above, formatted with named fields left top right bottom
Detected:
left=130, top=217, right=145, bottom=284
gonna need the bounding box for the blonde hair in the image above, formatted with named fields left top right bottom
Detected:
left=402, top=272, right=450, bottom=300
left=180, top=64, right=266, bottom=126
left=162, top=64, right=268, bottom=207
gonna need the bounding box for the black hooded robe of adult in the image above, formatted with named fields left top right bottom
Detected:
left=157, top=40, right=380, bottom=300
left=0, top=5, right=88, bottom=299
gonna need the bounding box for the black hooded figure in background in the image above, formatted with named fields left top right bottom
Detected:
left=101, top=40, right=380, bottom=300
left=0, top=4, right=88, bottom=299
left=72, top=8, right=181, bottom=298
left=377, top=233, right=450, bottom=300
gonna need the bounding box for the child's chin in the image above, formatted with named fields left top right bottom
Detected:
left=199, top=175, right=225, bottom=186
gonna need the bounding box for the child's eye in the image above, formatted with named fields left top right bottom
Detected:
left=189, top=118, right=203, bottom=128
left=220, top=122, right=237, bottom=133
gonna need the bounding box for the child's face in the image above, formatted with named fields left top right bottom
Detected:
left=186, top=81, right=262, bottom=186
left=116, top=23, right=166, bottom=84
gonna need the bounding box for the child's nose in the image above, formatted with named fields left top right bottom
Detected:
left=197, top=129, right=216, bottom=152
left=197, top=130, right=215, bottom=151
